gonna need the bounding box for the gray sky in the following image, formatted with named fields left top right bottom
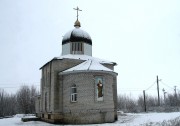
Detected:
left=0, top=0, right=180, bottom=98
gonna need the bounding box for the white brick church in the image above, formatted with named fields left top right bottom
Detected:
left=35, top=7, right=118, bottom=124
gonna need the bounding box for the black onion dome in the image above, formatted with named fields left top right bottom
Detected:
left=62, top=27, right=92, bottom=45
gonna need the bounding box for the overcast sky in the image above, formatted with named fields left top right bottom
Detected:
left=0, top=0, right=180, bottom=98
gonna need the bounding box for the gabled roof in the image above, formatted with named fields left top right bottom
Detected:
left=58, top=55, right=117, bottom=75
left=40, top=54, right=117, bottom=70
left=61, top=59, right=112, bottom=73
left=57, top=54, right=116, bottom=65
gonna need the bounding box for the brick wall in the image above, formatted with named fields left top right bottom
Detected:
left=61, top=72, right=117, bottom=123
left=40, top=58, right=83, bottom=113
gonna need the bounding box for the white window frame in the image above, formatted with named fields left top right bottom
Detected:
left=71, top=86, right=77, bottom=102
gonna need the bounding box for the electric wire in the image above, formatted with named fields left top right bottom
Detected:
left=160, top=81, right=174, bottom=90
left=145, top=81, right=156, bottom=91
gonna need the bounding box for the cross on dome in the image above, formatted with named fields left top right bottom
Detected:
left=62, top=7, right=92, bottom=56
left=73, top=6, right=82, bottom=27
left=73, top=6, right=82, bottom=20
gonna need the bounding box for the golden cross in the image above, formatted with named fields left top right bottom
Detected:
left=73, top=6, right=82, bottom=20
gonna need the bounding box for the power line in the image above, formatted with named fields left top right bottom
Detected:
left=145, top=81, right=156, bottom=91
left=0, top=84, right=40, bottom=89
left=0, top=82, right=40, bottom=85
left=160, top=81, right=174, bottom=90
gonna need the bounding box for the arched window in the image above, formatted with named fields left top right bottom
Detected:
left=71, top=85, right=77, bottom=102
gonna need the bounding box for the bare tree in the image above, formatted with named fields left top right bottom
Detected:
left=29, top=86, right=38, bottom=113
left=117, top=94, right=137, bottom=112
left=16, top=85, right=31, bottom=114
left=137, top=95, right=145, bottom=111
left=0, top=89, right=5, bottom=117
left=166, top=94, right=177, bottom=106
left=0, top=85, right=38, bottom=117
left=0, top=89, right=16, bottom=117
left=16, top=85, right=38, bottom=114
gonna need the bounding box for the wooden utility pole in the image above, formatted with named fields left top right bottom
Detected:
left=174, top=86, right=177, bottom=97
left=162, top=88, right=166, bottom=104
left=143, top=90, right=147, bottom=112
left=157, top=75, right=160, bottom=106
left=174, top=86, right=177, bottom=106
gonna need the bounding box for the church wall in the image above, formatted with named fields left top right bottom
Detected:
left=40, top=63, right=52, bottom=113
left=61, top=72, right=117, bottom=124
left=62, top=43, right=70, bottom=55
left=39, top=59, right=84, bottom=115
left=58, top=75, right=63, bottom=113
left=35, top=96, right=40, bottom=113
left=84, top=43, right=92, bottom=56
left=49, top=59, right=84, bottom=112
left=113, top=76, right=118, bottom=120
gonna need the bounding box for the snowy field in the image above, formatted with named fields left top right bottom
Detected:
left=0, top=112, right=180, bottom=126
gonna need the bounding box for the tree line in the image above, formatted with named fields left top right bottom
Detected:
left=117, top=91, right=180, bottom=113
left=0, top=85, right=38, bottom=117
left=1, top=85, right=180, bottom=117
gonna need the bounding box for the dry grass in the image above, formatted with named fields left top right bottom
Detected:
left=142, top=116, right=180, bottom=126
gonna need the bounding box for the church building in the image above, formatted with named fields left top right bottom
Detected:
left=35, top=7, right=118, bottom=124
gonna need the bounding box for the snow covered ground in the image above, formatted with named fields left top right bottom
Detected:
left=0, top=112, right=180, bottom=126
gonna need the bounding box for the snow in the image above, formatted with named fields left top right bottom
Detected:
left=40, top=54, right=116, bottom=71
left=0, top=114, right=51, bottom=126
left=72, top=27, right=91, bottom=40
left=56, top=54, right=115, bottom=64
left=14, top=114, right=35, bottom=118
left=62, top=27, right=91, bottom=42
left=61, top=59, right=113, bottom=74
left=62, top=30, right=72, bottom=41
left=58, top=54, right=117, bottom=74
left=116, top=112, right=180, bottom=126
left=40, top=54, right=116, bottom=72
left=0, top=112, right=180, bottom=126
